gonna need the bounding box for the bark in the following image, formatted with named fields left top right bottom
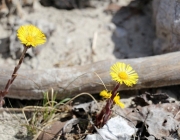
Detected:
left=0, top=51, right=180, bottom=99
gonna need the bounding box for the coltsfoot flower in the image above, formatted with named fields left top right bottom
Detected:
left=17, top=25, right=46, bottom=47
left=100, top=90, right=125, bottom=108
left=110, top=62, right=138, bottom=86
left=113, top=94, right=125, bottom=108
left=100, top=90, right=112, bottom=98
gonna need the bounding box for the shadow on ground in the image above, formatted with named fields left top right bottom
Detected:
left=111, top=0, right=155, bottom=59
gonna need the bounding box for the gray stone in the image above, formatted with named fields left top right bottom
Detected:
left=114, top=27, right=127, bottom=38
left=153, top=0, right=180, bottom=54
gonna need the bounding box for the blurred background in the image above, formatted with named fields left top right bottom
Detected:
left=0, top=0, right=155, bottom=69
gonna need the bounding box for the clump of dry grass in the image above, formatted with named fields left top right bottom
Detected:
left=22, top=89, right=71, bottom=139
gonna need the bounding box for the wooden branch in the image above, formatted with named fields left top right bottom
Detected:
left=0, top=51, right=180, bottom=100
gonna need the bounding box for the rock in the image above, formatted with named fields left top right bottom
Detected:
left=85, top=116, right=135, bottom=140
left=114, top=27, right=127, bottom=38
left=153, top=0, right=180, bottom=54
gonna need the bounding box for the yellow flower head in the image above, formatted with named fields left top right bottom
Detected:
left=17, top=25, right=46, bottom=47
left=113, top=94, right=125, bottom=108
left=100, top=90, right=125, bottom=108
left=100, top=90, right=112, bottom=98
left=110, top=62, right=138, bottom=86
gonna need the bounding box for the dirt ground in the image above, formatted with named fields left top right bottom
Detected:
left=0, top=0, right=155, bottom=69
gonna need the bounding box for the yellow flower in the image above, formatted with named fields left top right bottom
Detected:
left=100, top=90, right=112, bottom=98
left=17, top=25, right=46, bottom=47
left=110, top=62, right=138, bottom=86
left=100, top=90, right=125, bottom=108
left=113, top=94, right=125, bottom=108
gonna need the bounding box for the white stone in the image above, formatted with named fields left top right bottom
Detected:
left=85, top=116, right=136, bottom=140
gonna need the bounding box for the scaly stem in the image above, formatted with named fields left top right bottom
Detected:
left=0, top=45, right=29, bottom=107
left=95, top=83, right=120, bottom=128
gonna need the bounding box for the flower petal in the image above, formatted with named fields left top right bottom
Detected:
left=110, top=62, right=138, bottom=86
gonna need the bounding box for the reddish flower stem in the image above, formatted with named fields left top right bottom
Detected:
left=0, top=45, right=29, bottom=107
left=95, top=83, right=120, bottom=128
